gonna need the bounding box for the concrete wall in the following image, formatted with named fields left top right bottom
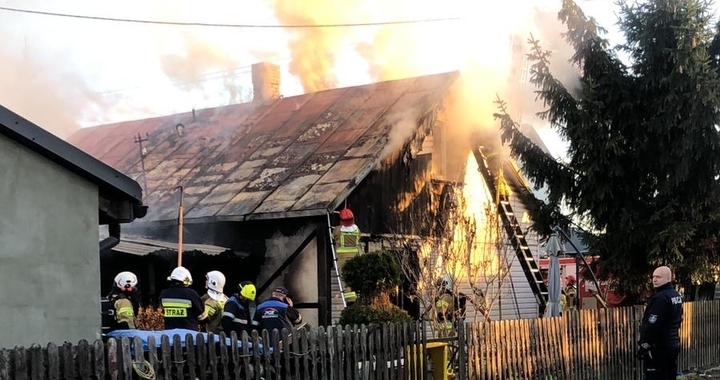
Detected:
left=0, top=135, right=99, bottom=347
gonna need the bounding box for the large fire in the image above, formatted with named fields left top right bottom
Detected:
left=265, top=0, right=570, bottom=129
left=414, top=153, right=502, bottom=285
left=267, top=0, right=558, bottom=90
left=460, top=152, right=501, bottom=276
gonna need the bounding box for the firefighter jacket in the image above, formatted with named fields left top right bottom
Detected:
left=435, top=291, right=467, bottom=323
left=253, top=297, right=302, bottom=333
left=496, top=176, right=511, bottom=199
left=160, top=284, right=204, bottom=331
left=222, top=294, right=254, bottom=336
left=565, top=285, right=577, bottom=311
left=108, top=292, right=137, bottom=330
left=200, top=293, right=227, bottom=334
left=640, top=282, right=683, bottom=348
left=333, top=225, right=361, bottom=255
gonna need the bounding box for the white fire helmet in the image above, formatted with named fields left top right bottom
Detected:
left=114, top=271, right=138, bottom=292
left=439, top=274, right=454, bottom=292
left=168, top=266, right=193, bottom=286
left=205, top=271, right=226, bottom=294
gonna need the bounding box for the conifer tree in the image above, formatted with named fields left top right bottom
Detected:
left=495, top=0, right=720, bottom=295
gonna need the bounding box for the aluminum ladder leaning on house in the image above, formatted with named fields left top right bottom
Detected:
left=471, top=147, right=549, bottom=315
left=326, top=212, right=348, bottom=309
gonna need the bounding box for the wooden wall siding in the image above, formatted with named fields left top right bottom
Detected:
left=1, top=300, right=718, bottom=380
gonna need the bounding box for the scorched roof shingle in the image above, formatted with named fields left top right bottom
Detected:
left=68, top=71, right=459, bottom=223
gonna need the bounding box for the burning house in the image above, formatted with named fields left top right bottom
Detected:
left=0, top=105, right=146, bottom=346
left=68, top=63, right=548, bottom=326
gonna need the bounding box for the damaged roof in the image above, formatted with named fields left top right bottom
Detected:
left=68, top=71, right=459, bottom=223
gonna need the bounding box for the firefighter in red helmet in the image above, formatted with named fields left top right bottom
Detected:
left=333, top=208, right=362, bottom=304
left=564, top=275, right=578, bottom=311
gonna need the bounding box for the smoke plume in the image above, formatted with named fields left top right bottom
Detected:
left=0, top=15, right=100, bottom=139
left=158, top=33, right=239, bottom=90
left=512, top=7, right=581, bottom=127
left=264, top=0, right=581, bottom=167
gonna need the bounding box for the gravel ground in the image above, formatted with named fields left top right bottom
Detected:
left=679, top=367, right=720, bottom=379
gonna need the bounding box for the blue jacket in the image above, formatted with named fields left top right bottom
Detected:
left=252, top=297, right=302, bottom=333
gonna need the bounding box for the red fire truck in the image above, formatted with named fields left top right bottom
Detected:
left=538, top=256, right=627, bottom=309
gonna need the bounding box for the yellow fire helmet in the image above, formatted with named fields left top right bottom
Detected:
left=239, top=283, right=257, bottom=301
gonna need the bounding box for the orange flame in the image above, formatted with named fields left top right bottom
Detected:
left=266, top=0, right=576, bottom=178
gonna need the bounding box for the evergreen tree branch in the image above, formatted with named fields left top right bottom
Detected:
left=493, top=0, right=720, bottom=294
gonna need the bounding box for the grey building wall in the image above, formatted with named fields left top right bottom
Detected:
left=0, top=134, right=99, bottom=347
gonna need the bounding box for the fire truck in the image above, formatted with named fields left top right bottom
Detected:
left=538, top=255, right=628, bottom=309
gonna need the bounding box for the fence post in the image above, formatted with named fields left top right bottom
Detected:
left=633, top=305, right=643, bottom=380
left=94, top=339, right=106, bottom=379
left=120, top=337, right=132, bottom=380
left=458, top=322, right=467, bottom=380
left=29, top=344, right=44, bottom=380
left=61, top=342, right=73, bottom=379
left=46, top=342, right=60, bottom=380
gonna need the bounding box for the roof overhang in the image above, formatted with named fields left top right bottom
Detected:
left=106, top=235, right=239, bottom=257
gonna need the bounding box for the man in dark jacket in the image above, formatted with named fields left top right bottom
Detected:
left=253, top=286, right=303, bottom=334
left=159, top=266, right=204, bottom=331
left=222, top=281, right=257, bottom=336
left=637, top=266, right=683, bottom=380
left=710, top=21, right=720, bottom=72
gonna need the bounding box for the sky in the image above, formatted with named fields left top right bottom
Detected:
left=0, top=0, right=715, bottom=154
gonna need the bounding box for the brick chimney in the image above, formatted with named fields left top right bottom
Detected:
left=251, top=62, right=281, bottom=102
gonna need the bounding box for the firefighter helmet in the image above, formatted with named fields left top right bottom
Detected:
left=239, top=282, right=257, bottom=301
left=566, top=275, right=576, bottom=286
left=439, top=274, right=454, bottom=292
left=339, top=208, right=355, bottom=227
left=205, top=271, right=226, bottom=293
left=168, top=266, right=193, bottom=286
left=114, top=271, right=138, bottom=292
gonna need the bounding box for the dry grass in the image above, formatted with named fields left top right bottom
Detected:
left=136, top=306, right=165, bottom=330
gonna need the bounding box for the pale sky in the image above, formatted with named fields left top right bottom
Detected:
left=0, top=0, right=715, bottom=153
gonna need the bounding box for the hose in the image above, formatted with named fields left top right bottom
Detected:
left=132, top=359, right=156, bottom=379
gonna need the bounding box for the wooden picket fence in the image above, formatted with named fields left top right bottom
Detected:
left=460, top=300, right=720, bottom=380
left=0, top=300, right=718, bottom=380
left=0, top=324, right=428, bottom=380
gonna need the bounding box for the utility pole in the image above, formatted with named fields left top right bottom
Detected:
left=133, top=133, right=149, bottom=195
left=176, top=186, right=184, bottom=267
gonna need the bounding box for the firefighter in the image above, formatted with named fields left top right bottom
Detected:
left=199, top=270, right=228, bottom=334
left=495, top=170, right=511, bottom=203
left=564, top=275, right=578, bottom=311
left=253, top=286, right=303, bottom=334
left=107, top=271, right=139, bottom=331
left=637, top=266, right=683, bottom=380
left=222, top=281, right=257, bottom=336
left=333, top=208, right=362, bottom=303
left=434, top=275, right=467, bottom=333
left=159, top=266, right=204, bottom=331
